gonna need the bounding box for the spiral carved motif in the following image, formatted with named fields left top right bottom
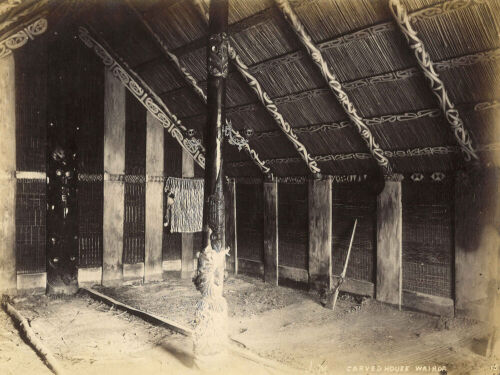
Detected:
left=228, top=45, right=320, bottom=174
left=78, top=27, right=205, bottom=169
left=0, top=18, right=47, bottom=59
left=274, top=0, right=391, bottom=174
left=389, top=0, right=478, bottom=162
left=135, top=13, right=271, bottom=175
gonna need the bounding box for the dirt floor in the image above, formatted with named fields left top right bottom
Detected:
left=1, top=274, right=497, bottom=374
left=2, top=291, right=288, bottom=375
left=95, top=273, right=499, bottom=375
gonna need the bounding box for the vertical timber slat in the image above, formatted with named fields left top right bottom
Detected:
left=309, top=178, right=332, bottom=291
left=376, top=175, right=403, bottom=307
left=144, top=112, right=164, bottom=282
left=225, top=178, right=237, bottom=273
left=455, top=169, right=500, bottom=322
left=263, top=180, right=278, bottom=285
left=102, top=70, right=126, bottom=286
left=0, top=54, right=17, bottom=294
left=181, top=149, right=195, bottom=279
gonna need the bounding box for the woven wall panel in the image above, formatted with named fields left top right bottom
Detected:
left=123, top=182, right=145, bottom=264
left=125, top=91, right=147, bottom=175
left=163, top=233, right=182, bottom=260
left=402, top=178, right=454, bottom=298
left=16, top=179, right=46, bottom=274
left=163, top=132, right=181, bottom=261
left=193, top=231, right=203, bottom=256
left=278, top=183, right=308, bottom=269
left=332, top=184, right=376, bottom=282
left=15, top=35, right=47, bottom=172
left=78, top=180, right=103, bottom=267
left=236, top=183, right=264, bottom=261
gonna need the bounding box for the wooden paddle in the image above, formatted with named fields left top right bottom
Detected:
left=326, top=219, right=358, bottom=311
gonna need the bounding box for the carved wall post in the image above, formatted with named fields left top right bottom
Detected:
left=192, top=0, right=229, bottom=358
left=0, top=53, right=16, bottom=294
left=376, top=174, right=404, bottom=309
left=102, top=70, right=126, bottom=286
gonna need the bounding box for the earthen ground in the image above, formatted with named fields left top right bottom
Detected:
left=97, top=273, right=498, bottom=374
left=2, top=274, right=498, bottom=374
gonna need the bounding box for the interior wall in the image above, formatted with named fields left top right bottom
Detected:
left=123, top=92, right=146, bottom=265
left=236, top=182, right=264, bottom=274
left=76, top=39, right=104, bottom=269
left=402, top=175, right=454, bottom=299
left=332, top=183, right=376, bottom=283
left=162, top=133, right=182, bottom=261
left=278, top=183, right=308, bottom=270
left=14, top=35, right=48, bottom=275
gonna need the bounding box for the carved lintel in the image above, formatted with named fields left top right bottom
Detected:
left=208, top=32, right=229, bottom=78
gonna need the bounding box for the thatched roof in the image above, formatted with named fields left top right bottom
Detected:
left=2, top=0, right=499, bottom=177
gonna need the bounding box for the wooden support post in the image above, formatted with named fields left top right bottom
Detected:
left=308, top=177, right=332, bottom=291
left=376, top=174, right=403, bottom=308
left=263, top=179, right=278, bottom=285
left=0, top=54, right=17, bottom=294
left=181, top=149, right=195, bottom=279
left=192, top=0, right=228, bottom=358
left=455, top=168, right=500, bottom=322
left=102, top=70, right=126, bottom=286
left=144, top=112, right=164, bottom=282
left=225, top=178, right=237, bottom=274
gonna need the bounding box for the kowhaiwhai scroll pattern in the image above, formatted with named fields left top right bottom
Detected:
left=274, top=0, right=391, bottom=174
left=0, top=18, right=47, bottom=59
left=228, top=44, right=320, bottom=174
left=78, top=27, right=205, bottom=169
left=389, top=0, right=478, bottom=162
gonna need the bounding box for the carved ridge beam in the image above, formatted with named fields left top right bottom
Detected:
left=275, top=0, right=391, bottom=175
left=227, top=142, right=500, bottom=168
left=389, top=0, right=478, bottom=162
left=192, top=0, right=320, bottom=175
left=0, top=17, right=47, bottom=59
left=125, top=0, right=271, bottom=175
left=250, top=99, right=500, bottom=139
left=78, top=26, right=206, bottom=169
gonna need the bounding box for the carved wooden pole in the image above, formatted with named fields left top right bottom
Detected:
left=389, top=0, right=478, bottom=162
left=192, top=0, right=229, bottom=358
left=192, top=0, right=320, bottom=176
left=124, top=1, right=271, bottom=176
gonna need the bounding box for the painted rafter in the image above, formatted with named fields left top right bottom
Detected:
left=242, top=0, right=488, bottom=75
left=275, top=0, right=392, bottom=175
left=192, top=0, right=320, bottom=175
left=0, top=17, right=47, bottom=59
left=0, top=0, right=22, bottom=17
left=125, top=0, right=271, bottom=176
left=389, top=0, right=478, bottom=162
left=227, top=142, right=500, bottom=168
left=78, top=26, right=206, bottom=169
left=0, top=0, right=49, bottom=38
